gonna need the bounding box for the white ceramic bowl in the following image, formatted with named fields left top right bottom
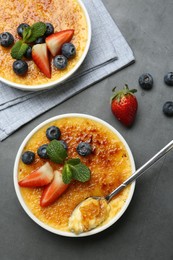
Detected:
left=0, top=0, right=91, bottom=91
left=13, top=113, right=136, bottom=237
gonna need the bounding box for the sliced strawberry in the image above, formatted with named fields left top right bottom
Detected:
left=40, top=170, right=69, bottom=207
left=18, top=162, right=54, bottom=187
left=45, top=29, right=74, bottom=57
left=32, top=43, right=51, bottom=78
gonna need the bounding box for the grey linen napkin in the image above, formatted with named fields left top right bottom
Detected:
left=0, top=0, right=135, bottom=141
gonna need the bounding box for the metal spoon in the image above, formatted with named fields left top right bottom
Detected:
left=69, top=140, right=173, bottom=233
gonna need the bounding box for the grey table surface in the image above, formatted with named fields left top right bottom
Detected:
left=1, top=0, right=173, bottom=259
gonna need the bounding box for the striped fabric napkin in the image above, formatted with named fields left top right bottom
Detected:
left=0, top=0, right=135, bottom=141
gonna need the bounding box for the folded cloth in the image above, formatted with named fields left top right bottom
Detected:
left=0, top=0, right=135, bottom=141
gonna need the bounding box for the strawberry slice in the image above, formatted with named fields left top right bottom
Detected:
left=32, top=43, right=51, bottom=78
left=40, top=170, right=69, bottom=207
left=45, top=29, right=74, bottom=57
left=18, top=162, right=54, bottom=187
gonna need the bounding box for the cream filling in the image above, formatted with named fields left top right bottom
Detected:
left=68, top=198, right=110, bottom=234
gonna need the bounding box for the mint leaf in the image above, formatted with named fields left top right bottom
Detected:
left=11, top=40, right=29, bottom=59
left=66, top=158, right=80, bottom=166
left=26, top=22, right=46, bottom=43
left=22, top=26, right=32, bottom=42
left=46, top=140, right=68, bottom=164
left=72, top=163, right=91, bottom=182
left=62, top=158, right=91, bottom=184
left=62, top=164, right=73, bottom=184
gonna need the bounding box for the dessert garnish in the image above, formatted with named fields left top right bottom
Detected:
left=45, top=30, right=74, bottom=56
left=0, top=22, right=76, bottom=78
left=110, top=84, right=138, bottom=127
left=46, top=139, right=68, bottom=164
left=76, top=142, right=92, bottom=156
left=13, top=60, right=28, bottom=76
left=62, top=158, right=91, bottom=184
left=32, top=43, right=51, bottom=78
left=46, top=126, right=61, bottom=141
left=37, top=144, right=49, bottom=159
left=19, top=126, right=91, bottom=207
left=22, top=151, right=35, bottom=165
left=62, top=43, right=76, bottom=59
left=40, top=170, right=69, bottom=207
left=53, top=55, right=68, bottom=70
left=11, top=22, right=47, bottom=59
left=0, top=32, right=14, bottom=47
left=19, top=162, right=54, bottom=187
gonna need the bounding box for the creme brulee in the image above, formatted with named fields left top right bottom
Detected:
left=18, top=117, right=132, bottom=233
left=0, top=0, right=88, bottom=86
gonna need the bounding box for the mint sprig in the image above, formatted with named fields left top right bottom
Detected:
left=46, top=140, right=68, bottom=164
left=11, top=40, right=29, bottom=59
left=26, top=22, right=46, bottom=43
left=62, top=158, right=91, bottom=184
left=22, top=27, right=32, bottom=42
left=46, top=140, right=91, bottom=184
left=11, top=22, right=47, bottom=60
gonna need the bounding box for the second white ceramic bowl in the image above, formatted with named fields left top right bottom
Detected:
left=0, top=0, right=91, bottom=91
left=13, top=113, right=135, bottom=237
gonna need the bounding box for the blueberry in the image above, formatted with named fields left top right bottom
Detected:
left=44, top=23, right=54, bottom=37
left=0, top=32, right=14, bottom=47
left=138, top=73, right=153, bottom=90
left=37, top=144, right=49, bottom=159
left=17, top=23, right=30, bottom=37
left=34, top=36, right=45, bottom=44
left=13, top=60, right=28, bottom=76
left=61, top=43, right=76, bottom=59
left=163, top=101, right=173, bottom=117
left=46, top=126, right=61, bottom=141
left=76, top=142, right=92, bottom=156
left=164, top=72, right=173, bottom=86
left=53, top=55, right=68, bottom=70
left=22, top=151, right=35, bottom=164
left=59, top=140, right=68, bottom=150
left=24, top=45, right=32, bottom=59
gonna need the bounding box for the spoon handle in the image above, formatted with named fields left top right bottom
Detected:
left=106, top=140, right=173, bottom=201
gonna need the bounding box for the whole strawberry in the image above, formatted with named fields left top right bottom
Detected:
left=111, top=84, right=138, bottom=127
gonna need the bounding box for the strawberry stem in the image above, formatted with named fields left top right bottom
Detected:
left=111, top=84, right=137, bottom=102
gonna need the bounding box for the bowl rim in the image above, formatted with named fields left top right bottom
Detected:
left=13, top=113, right=136, bottom=237
left=0, top=0, right=92, bottom=91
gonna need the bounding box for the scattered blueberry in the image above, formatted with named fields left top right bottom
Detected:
left=34, top=36, right=45, bottom=44
left=76, top=142, right=92, bottom=156
left=0, top=32, right=14, bottom=47
left=53, top=55, right=68, bottom=70
left=164, top=72, right=173, bottom=86
left=46, top=126, right=61, bottom=141
left=37, top=144, right=49, bottom=159
left=44, top=23, right=54, bottom=37
left=163, top=101, right=173, bottom=117
left=138, top=73, right=153, bottom=90
left=13, top=60, right=28, bottom=76
left=24, top=45, right=32, bottom=59
left=22, top=151, right=35, bottom=164
left=17, top=23, right=30, bottom=37
left=61, top=43, right=76, bottom=59
left=59, top=140, right=68, bottom=150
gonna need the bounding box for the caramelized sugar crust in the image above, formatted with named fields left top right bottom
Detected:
left=0, top=0, right=88, bottom=86
left=18, top=117, right=132, bottom=231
